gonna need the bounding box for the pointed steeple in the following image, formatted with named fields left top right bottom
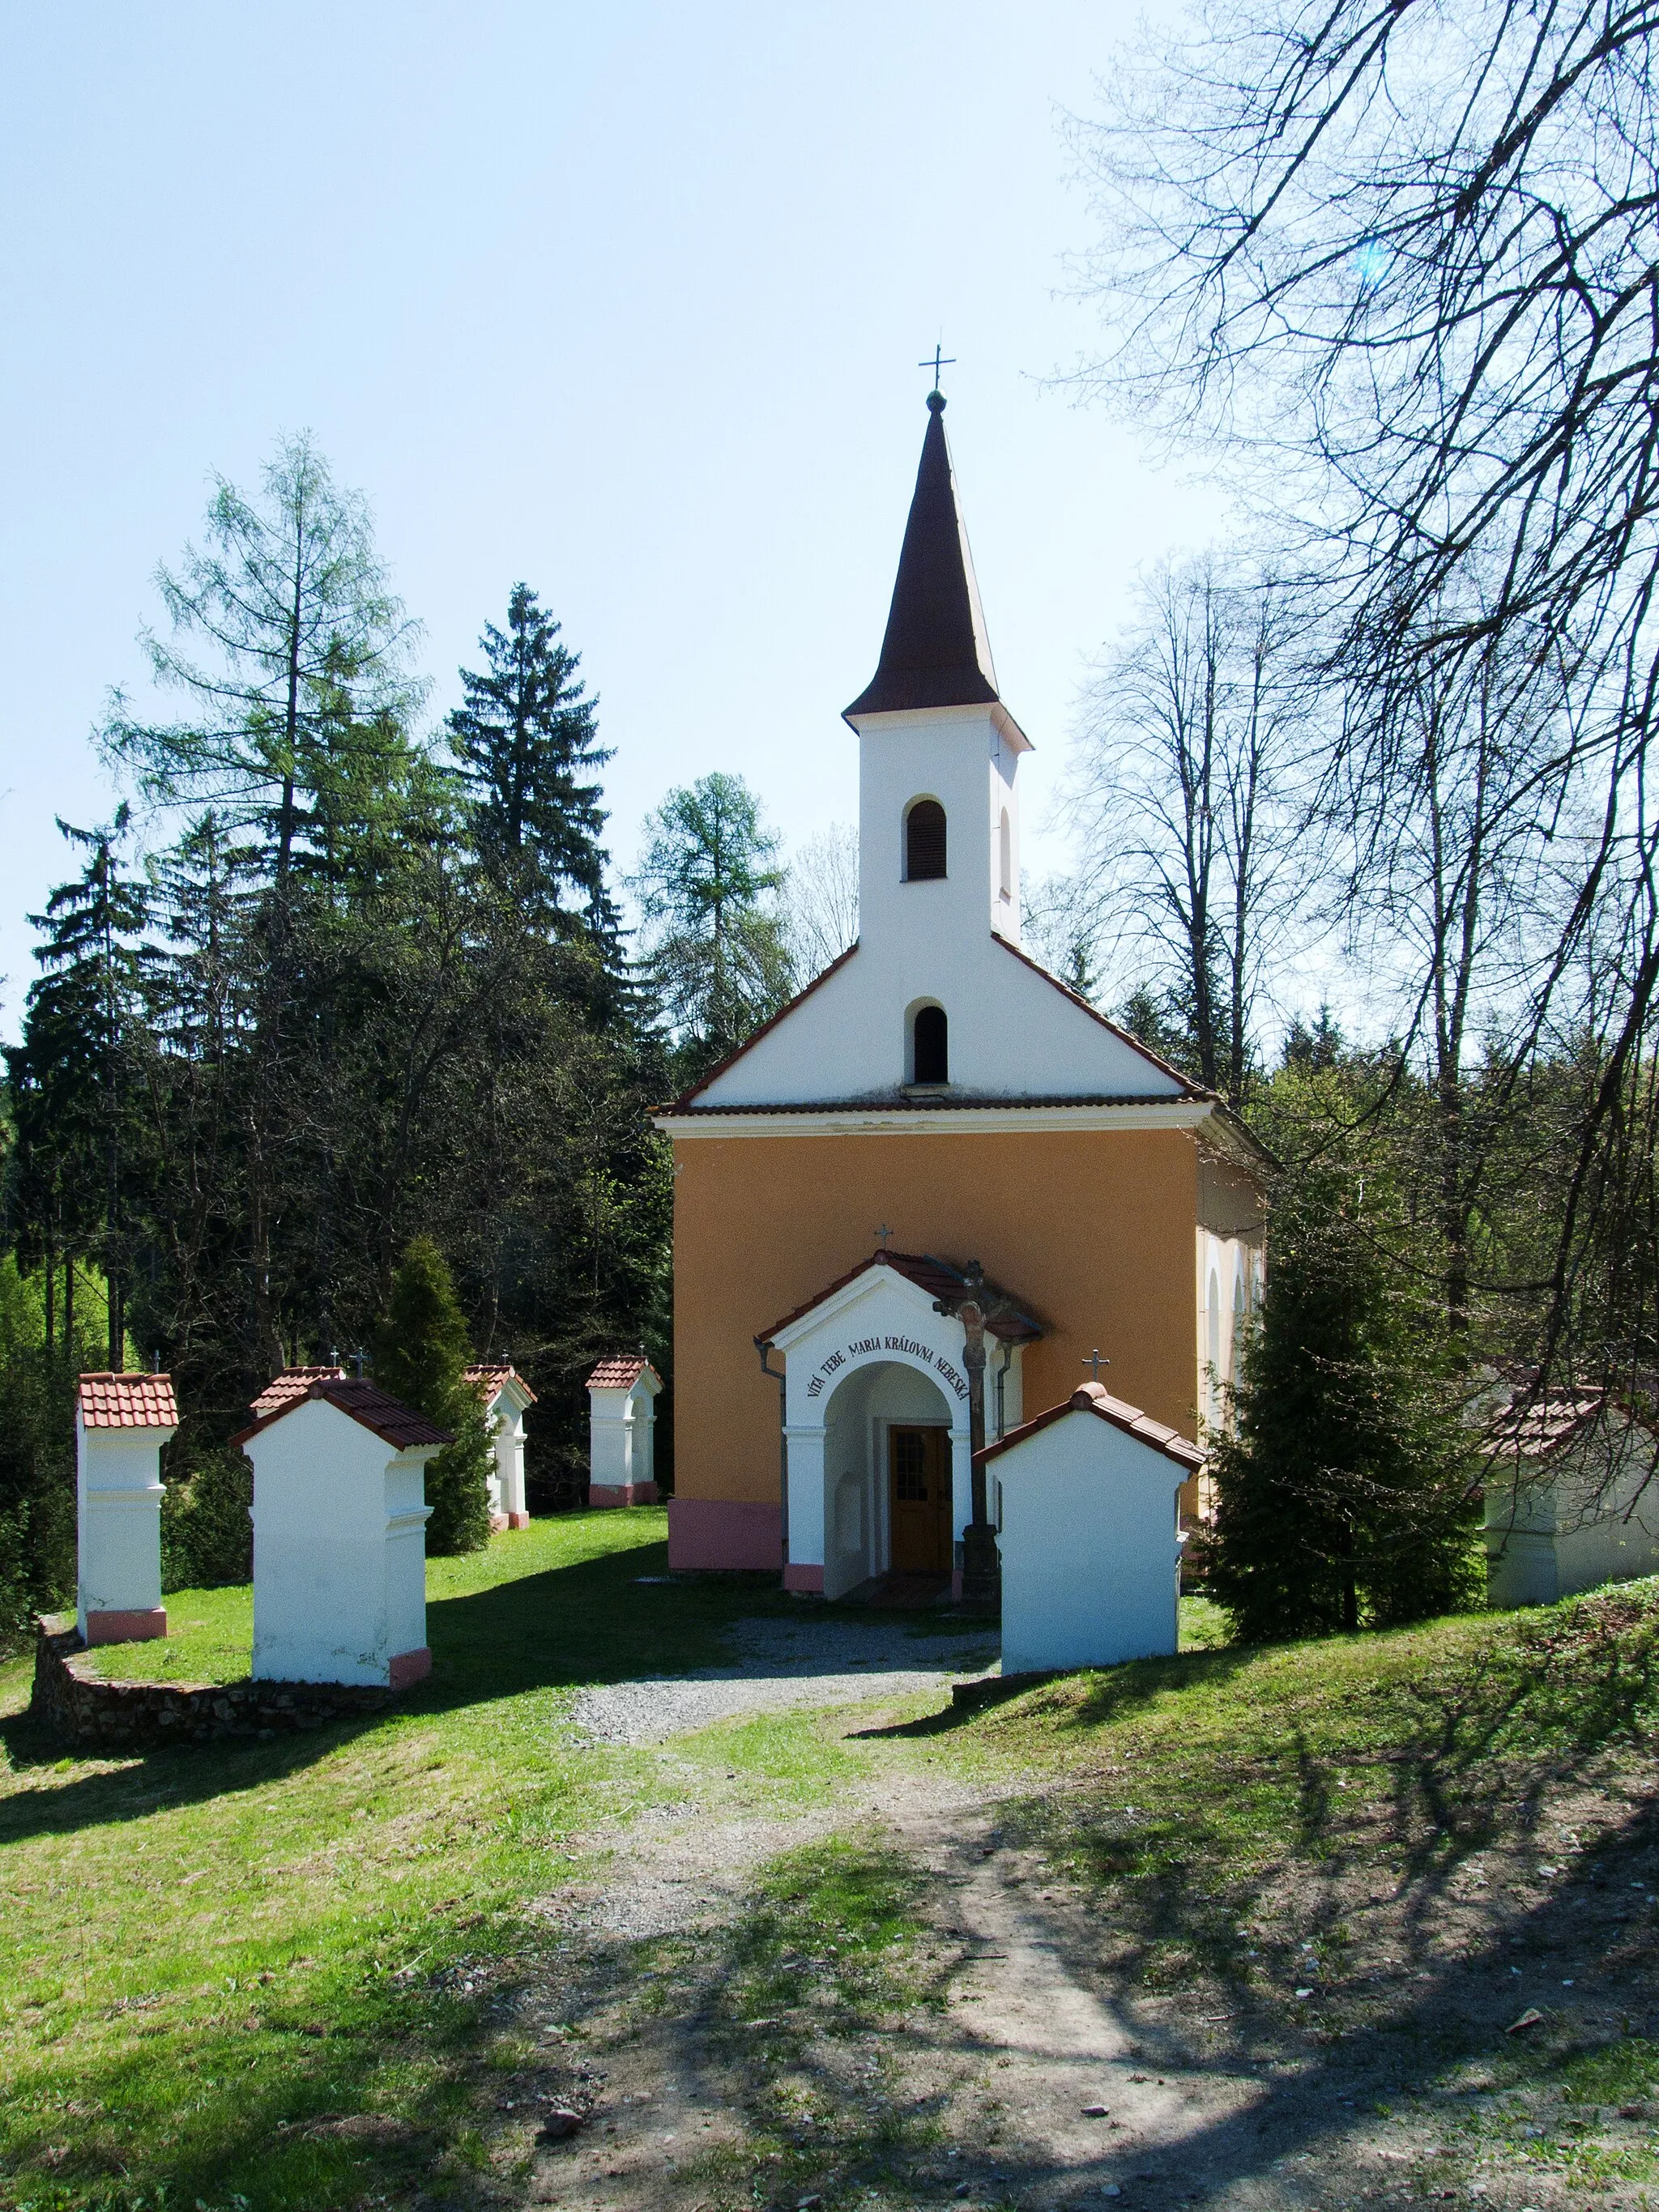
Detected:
left=844, top=391, right=1002, bottom=722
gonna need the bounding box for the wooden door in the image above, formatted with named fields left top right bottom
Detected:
left=889, top=1426, right=952, bottom=1573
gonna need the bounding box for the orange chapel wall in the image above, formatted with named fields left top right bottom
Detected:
left=670, top=1126, right=1201, bottom=1511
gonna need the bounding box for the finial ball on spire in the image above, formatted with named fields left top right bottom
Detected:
left=927, top=389, right=946, bottom=413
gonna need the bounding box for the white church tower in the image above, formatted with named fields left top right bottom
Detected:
left=685, top=387, right=1170, bottom=1109
left=843, top=389, right=1032, bottom=1087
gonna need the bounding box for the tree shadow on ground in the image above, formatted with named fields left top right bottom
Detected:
left=0, top=1537, right=977, bottom=1838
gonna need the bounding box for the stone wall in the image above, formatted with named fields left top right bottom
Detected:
left=29, top=1616, right=396, bottom=1750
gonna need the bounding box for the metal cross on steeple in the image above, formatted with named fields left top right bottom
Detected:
left=874, top=1223, right=894, bottom=1249
left=1083, top=1349, right=1111, bottom=1383
left=918, top=343, right=955, bottom=393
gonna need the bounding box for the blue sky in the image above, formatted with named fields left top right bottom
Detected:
left=0, top=1, right=1230, bottom=1038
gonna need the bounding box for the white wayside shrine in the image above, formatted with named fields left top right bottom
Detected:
left=233, top=1376, right=450, bottom=1688
left=467, top=1363, right=536, bottom=1528
left=979, top=1383, right=1203, bottom=1673
left=76, top=1373, right=178, bottom=1646
left=1484, top=1388, right=1659, bottom=1607
left=586, top=1356, right=663, bottom=1507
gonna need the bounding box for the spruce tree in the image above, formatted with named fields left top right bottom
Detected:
left=6, top=810, right=151, bottom=1369
left=371, top=1237, right=493, bottom=1554
left=1204, top=1169, right=1478, bottom=1641
left=448, top=583, right=615, bottom=931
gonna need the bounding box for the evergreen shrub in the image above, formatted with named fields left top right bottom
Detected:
left=372, top=1236, right=493, bottom=1554
left=1201, top=1167, right=1481, bottom=1641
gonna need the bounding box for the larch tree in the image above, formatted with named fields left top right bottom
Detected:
left=630, top=771, right=793, bottom=1076
left=101, top=431, right=424, bottom=907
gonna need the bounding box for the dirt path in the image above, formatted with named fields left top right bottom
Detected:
left=475, top=1616, right=1659, bottom=2212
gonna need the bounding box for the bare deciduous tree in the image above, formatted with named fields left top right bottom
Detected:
left=1068, top=554, right=1307, bottom=1105
left=782, top=821, right=859, bottom=981
left=1072, top=0, right=1659, bottom=1380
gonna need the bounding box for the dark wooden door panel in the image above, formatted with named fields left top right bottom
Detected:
left=889, top=1426, right=951, bottom=1572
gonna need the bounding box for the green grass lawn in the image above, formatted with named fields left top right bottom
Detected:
left=87, top=1566, right=1231, bottom=1686
left=0, top=1510, right=823, bottom=2211
left=6, top=1516, right=1659, bottom=2212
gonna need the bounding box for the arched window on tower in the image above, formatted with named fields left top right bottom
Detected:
left=905, top=799, right=947, bottom=880
left=911, top=1004, right=949, bottom=1085
left=998, top=808, right=1012, bottom=901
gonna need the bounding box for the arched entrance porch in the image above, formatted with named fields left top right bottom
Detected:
left=816, top=1360, right=957, bottom=1599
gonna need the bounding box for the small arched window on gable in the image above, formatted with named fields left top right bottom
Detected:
left=905, top=799, right=947, bottom=881
left=911, top=1004, right=949, bottom=1085
left=998, top=808, right=1012, bottom=901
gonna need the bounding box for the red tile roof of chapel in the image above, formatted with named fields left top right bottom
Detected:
left=249, top=1366, right=346, bottom=1419
left=757, top=1249, right=1043, bottom=1348
left=465, top=1362, right=539, bottom=1406
left=976, top=1381, right=1205, bottom=1473
left=228, top=1377, right=452, bottom=1451
left=78, top=1372, right=179, bottom=1430
left=586, top=1354, right=661, bottom=1392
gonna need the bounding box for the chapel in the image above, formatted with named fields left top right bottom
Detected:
left=655, top=389, right=1269, bottom=1598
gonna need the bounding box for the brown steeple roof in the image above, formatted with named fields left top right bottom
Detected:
left=844, top=393, right=1003, bottom=722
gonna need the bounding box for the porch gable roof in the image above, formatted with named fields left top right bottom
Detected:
left=759, top=1248, right=1043, bottom=1350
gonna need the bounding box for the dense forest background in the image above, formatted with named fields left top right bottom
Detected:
left=7, top=0, right=1659, bottom=1648
left=0, top=441, right=849, bottom=1642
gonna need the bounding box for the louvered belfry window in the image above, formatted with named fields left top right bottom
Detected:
left=905, top=799, right=947, bottom=880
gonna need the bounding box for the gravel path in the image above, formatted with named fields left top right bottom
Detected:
left=567, top=1613, right=1000, bottom=1746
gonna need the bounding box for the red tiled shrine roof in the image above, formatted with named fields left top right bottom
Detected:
left=465, top=1362, right=538, bottom=1405
left=586, top=1354, right=660, bottom=1392
left=977, top=1381, right=1205, bottom=1473
left=1485, top=1392, right=1614, bottom=1463
left=249, top=1366, right=346, bottom=1419
left=78, top=1372, right=179, bottom=1430
left=229, top=1377, right=452, bottom=1451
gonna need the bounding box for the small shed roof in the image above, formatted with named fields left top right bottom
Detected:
left=78, top=1372, right=179, bottom=1430
left=465, top=1362, right=538, bottom=1408
left=250, top=1366, right=346, bottom=1419
left=978, top=1382, right=1205, bottom=1474
left=230, top=1377, right=452, bottom=1451
left=586, top=1354, right=662, bottom=1392
left=1484, top=1390, right=1629, bottom=1464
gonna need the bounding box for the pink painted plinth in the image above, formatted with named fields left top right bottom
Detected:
left=489, top=1512, right=510, bottom=1532
left=86, top=1607, right=167, bottom=1646
left=388, top=1646, right=431, bottom=1690
left=588, top=1481, right=659, bottom=1510
left=506, top=1510, right=531, bottom=1529
left=667, top=1496, right=782, bottom=1571
left=783, top=1562, right=824, bottom=1594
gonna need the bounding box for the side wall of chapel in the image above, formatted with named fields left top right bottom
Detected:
left=671, top=1125, right=1205, bottom=1518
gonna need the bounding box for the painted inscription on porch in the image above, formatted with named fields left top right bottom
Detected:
left=804, top=1335, right=970, bottom=1402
